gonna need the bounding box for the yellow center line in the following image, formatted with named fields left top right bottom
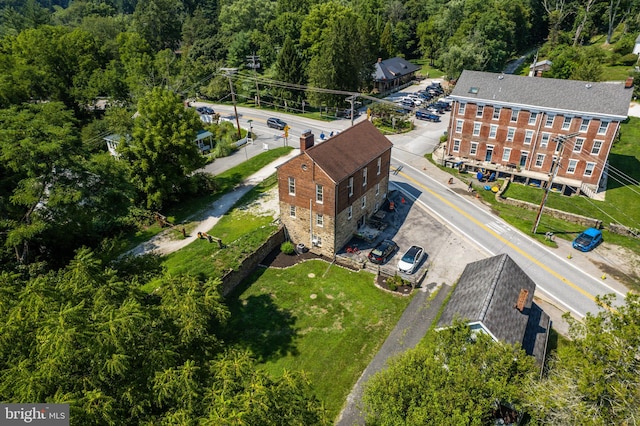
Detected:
left=397, top=169, right=597, bottom=303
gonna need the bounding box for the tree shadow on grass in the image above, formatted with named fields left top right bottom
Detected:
left=224, top=270, right=299, bottom=362
left=607, top=153, right=640, bottom=190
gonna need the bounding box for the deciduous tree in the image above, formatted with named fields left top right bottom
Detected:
left=121, top=87, right=206, bottom=210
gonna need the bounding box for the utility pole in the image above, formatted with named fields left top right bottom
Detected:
left=221, top=68, right=242, bottom=139
left=531, top=132, right=579, bottom=234
left=346, top=94, right=357, bottom=127
left=246, top=52, right=261, bottom=107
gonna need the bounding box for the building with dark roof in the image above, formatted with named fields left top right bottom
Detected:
left=437, top=253, right=550, bottom=366
left=277, top=120, right=393, bottom=257
left=373, top=57, right=421, bottom=94
left=444, top=70, right=634, bottom=197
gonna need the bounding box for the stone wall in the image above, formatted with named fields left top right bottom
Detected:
left=496, top=182, right=602, bottom=228
left=219, top=227, right=286, bottom=297
left=609, top=223, right=640, bottom=238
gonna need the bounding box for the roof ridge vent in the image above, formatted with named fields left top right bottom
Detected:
left=585, top=83, right=593, bottom=89
left=498, top=74, right=504, bottom=80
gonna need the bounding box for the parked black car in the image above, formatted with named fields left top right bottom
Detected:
left=368, top=239, right=398, bottom=264
left=267, top=117, right=287, bottom=130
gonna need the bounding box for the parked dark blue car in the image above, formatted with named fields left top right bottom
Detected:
left=416, top=110, right=441, bottom=122
left=572, top=227, right=603, bottom=252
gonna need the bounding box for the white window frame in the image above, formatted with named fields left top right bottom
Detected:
left=567, top=159, right=578, bottom=174
left=597, top=121, right=609, bottom=135
left=361, top=195, right=366, bottom=209
left=528, top=112, right=538, bottom=125
left=347, top=205, right=352, bottom=219
left=540, top=133, right=550, bottom=147
left=289, top=205, right=296, bottom=217
left=584, top=162, right=595, bottom=177
left=493, top=107, right=501, bottom=120
left=489, top=124, right=498, bottom=139
left=316, top=184, right=323, bottom=203
left=510, top=109, right=519, bottom=122
left=535, top=154, right=545, bottom=168
left=524, top=130, right=533, bottom=145
left=470, top=142, right=478, bottom=155
left=377, top=157, right=381, bottom=175
left=375, top=183, right=380, bottom=196
left=458, top=102, right=466, bottom=115
left=476, top=105, right=484, bottom=118
left=316, top=213, right=323, bottom=227
left=288, top=177, right=295, bottom=195
left=591, top=140, right=603, bottom=155
left=312, top=234, right=322, bottom=246
left=453, top=139, right=461, bottom=152
left=573, top=138, right=584, bottom=153
left=506, top=127, right=515, bottom=142
left=562, top=116, right=572, bottom=130
left=580, top=118, right=590, bottom=132
left=545, top=115, right=554, bottom=127
left=348, top=177, right=354, bottom=196
left=473, top=122, right=481, bottom=136
left=362, top=167, right=367, bottom=186
left=455, top=119, right=463, bottom=133
left=502, top=148, right=511, bottom=162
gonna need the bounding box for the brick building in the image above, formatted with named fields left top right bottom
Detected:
left=277, top=120, right=393, bottom=257
left=444, top=70, right=633, bottom=197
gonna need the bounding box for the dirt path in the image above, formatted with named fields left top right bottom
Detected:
left=126, top=150, right=298, bottom=257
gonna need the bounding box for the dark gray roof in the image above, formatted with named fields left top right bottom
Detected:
left=373, top=57, right=421, bottom=81
left=451, top=70, right=633, bottom=119
left=437, top=254, right=546, bottom=351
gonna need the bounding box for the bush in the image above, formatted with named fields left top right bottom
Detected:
left=617, top=53, right=639, bottom=66
left=280, top=241, right=295, bottom=255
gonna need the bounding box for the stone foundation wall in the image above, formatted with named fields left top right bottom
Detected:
left=219, top=227, right=286, bottom=297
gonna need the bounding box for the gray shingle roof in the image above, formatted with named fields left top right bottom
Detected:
left=451, top=70, right=633, bottom=119
left=373, top=57, right=421, bottom=81
left=438, top=254, right=537, bottom=346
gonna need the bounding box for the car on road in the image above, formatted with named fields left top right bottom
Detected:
left=399, top=99, right=415, bottom=108
left=397, top=245, right=425, bottom=274
left=416, top=110, right=441, bottom=122
left=267, top=117, right=287, bottom=130
left=337, top=109, right=361, bottom=119
left=368, top=239, right=398, bottom=264
left=572, top=227, right=603, bottom=252
left=196, top=106, right=215, bottom=115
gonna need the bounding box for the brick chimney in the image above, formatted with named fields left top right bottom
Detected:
left=625, top=76, right=634, bottom=89
left=515, top=289, right=529, bottom=312
left=300, top=130, right=314, bottom=152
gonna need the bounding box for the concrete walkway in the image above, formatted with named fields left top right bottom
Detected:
left=126, top=149, right=299, bottom=257
left=336, top=284, right=452, bottom=425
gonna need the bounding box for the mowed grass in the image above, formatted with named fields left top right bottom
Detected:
left=160, top=175, right=280, bottom=280
left=225, top=260, right=411, bottom=421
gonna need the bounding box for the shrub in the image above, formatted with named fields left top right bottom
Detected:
left=280, top=241, right=295, bottom=255
left=387, top=281, right=398, bottom=291
left=617, top=53, right=638, bottom=66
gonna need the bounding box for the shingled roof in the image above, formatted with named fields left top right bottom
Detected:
left=373, top=57, right=421, bottom=81
left=303, top=120, right=392, bottom=183
left=451, top=70, right=633, bottom=119
left=437, top=253, right=550, bottom=365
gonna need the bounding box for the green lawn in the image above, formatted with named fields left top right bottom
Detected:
left=414, top=58, right=446, bottom=79
left=224, top=261, right=411, bottom=421
left=159, top=175, right=280, bottom=281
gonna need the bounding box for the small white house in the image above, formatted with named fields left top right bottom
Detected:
left=104, top=131, right=213, bottom=157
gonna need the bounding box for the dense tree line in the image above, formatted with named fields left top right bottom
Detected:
left=1, top=0, right=639, bottom=423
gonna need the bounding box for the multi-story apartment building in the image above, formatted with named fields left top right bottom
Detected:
left=277, top=121, right=392, bottom=257
left=444, top=70, right=633, bottom=196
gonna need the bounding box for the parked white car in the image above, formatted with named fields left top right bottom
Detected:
left=397, top=245, right=425, bottom=274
